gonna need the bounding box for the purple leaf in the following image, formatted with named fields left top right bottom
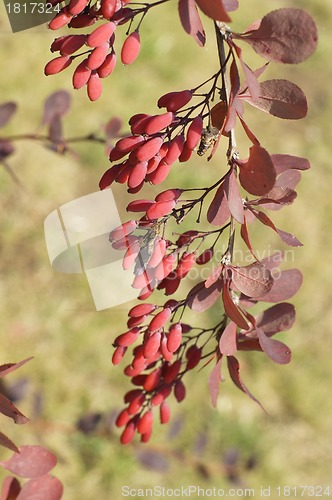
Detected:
left=0, top=446, right=57, bottom=478
left=187, top=279, right=222, bottom=312
left=0, top=432, right=19, bottom=453
left=227, top=356, right=267, bottom=412
left=219, top=321, right=237, bottom=356
left=0, top=394, right=29, bottom=425
left=224, top=170, right=244, bottom=224
left=242, top=79, right=307, bottom=119
left=255, top=302, right=296, bottom=336
left=178, top=0, right=206, bottom=47
left=16, top=475, right=63, bottom=500
left=208, top=358, right=223, bottom=407
left=236, top=8, right=318, bottom=64
left=271, top=154, right=310, bottom=174
left=257, top=327, right=291, bottom=364
left=195, top=0, right=231, bottom=22
left=0, top=102, right=17, bottom=129
left=207, top=183, right=231, bottom=226
left=258, top=269, right=302, bottom=302
left=239, top=145, right=276, bottom=196
left=231, top=261, right=273, bottom=298
left=42, top=90, right=71, bottom=126
left=222, top=283, right=249, bottom=330
left=251, top=209, right=302, bottom=247
left=0, top=476, right=21, bottom=499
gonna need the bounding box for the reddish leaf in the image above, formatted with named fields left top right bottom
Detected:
left=237, top=115, right=259, bottom=144
left=49, top=115, right=63, bottom=144
left=0, top=476, right=21, bottom=499
left=219, top=321, right=237, bottom=356
left=195, top=0, right=231, bottom=22
left=276, top=170, right=301, bottom=190
left=231, top=261, right=273, bottom=298
left=255, top=303, right=296, bottom=336
left=208, top=358, right=223, bottom=407
left=260, top=251, right=284, bottom=271
left=222, top=0, right=238, bottom=12
left=207, top=183, right=231, bottom=226
left=16, top=475, right=63, bottom=500
left=239, top=145, right=276, bottom=196
left=257, top=327, right=291, bottom=364
left=224, top=170, right=244, bottom=224
left=227, top=356, right=266, bottom=412
left=243, top=79, right=307, bottom=119
left=105, top=117, right=122, bottom=139
left=0, top=394, right=29, bottom=425
left=0, top=103, right=17, bottom=128
left=259, top=269, right=302, bottom=302
left=237, top=8, right=318, bottom=64
left=240, top=215, right=257, bottom=260
left=210, top=101, right=227, bottom=131
left=251, top=209, right=302, bottom=247
left=42, top=91, right=71, bottom=125
left=0, top=432, right=19, bottom=454
left=0, top=446, right=57, bottom=478
left=178, top=0, right=206, bottom=47
left=222, top=283, right=249, bottom=330
left=271, top=154, right=310, bottom=174
left=237, top=338, right=262, bottom=352
left=233, top=44, right=260, bottom=101
left=187, top=280, right=222, bottom=312
left=0, top=358, right=32, bottom=379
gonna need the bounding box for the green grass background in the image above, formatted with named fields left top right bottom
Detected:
left=0, top=0, right=331, bottom=498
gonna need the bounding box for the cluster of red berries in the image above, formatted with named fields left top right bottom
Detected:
left=45, top=0, right=141, bottom=100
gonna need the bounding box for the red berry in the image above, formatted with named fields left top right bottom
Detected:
left=115, top=408, right=130, bottom=427
left=59, top=35, right=87, bottom=55
left=174, top=380, right=186, bottom=402
left=123, top=240, right=140, bottom=270
left=128, top=161, right=147, bottom=189
left=179, top=142, right=193, bottom=162
left=44, top=55, right=72, bottom=76
left=148, top=307, right=171, bottom=333
left=86, top=43, right=109, bottom=70
left=196, top=248, right=214, bottom=265
left=143, top=331, right=162, bottom=359
left=151, top=385, right=172, bottom=406
left=149, top=162, right=171, bottom=185
left=69, top=14, right=96, bottom=28
left=48, top=10, right=72, bottom=30
left=135, top=137, right=163, bottom=162
left=144, top=368, right=162, bottom=391
left=109, top=220, right=137, bottom=241
left=87, top=72, right=102, bottom=101
left=163, top=135, right=185, bottom=165
left=160, top=336, right=173, bottom=362
left=147, top=238, right=166, bottom=269
left=129, top=303, right=156, bottom=318
left=121, top=31, right=141, bottom=65
left=72, top=59, right=91, bottom=89
left=176, top=252, right=196, bottom=279
left=143, top=112, right=174, bottom=135
left=114, top=328, right=140, bottom=347
left=101, top=0, right=117, bottom=19
left=112, top=346, right=127, bottom=365
left=130, top=114, right=151, bottom=135
left=127, top=315, right=145, bottom=328
left=160, top=401, right=171, bottom=424
left=120, top=420, right=136, bottom=444
left=99, top=164, right=122, bottom=189
left=146, top=199, right=176, bottom=220
left=163, top=359, right=181, bottom=384
left=157, top=90, right=193, bottom=112
left=128, top=392, right=145, bottom=415
left=167, top=323, right=182, bottom=353
left=154, top=254, right=177, bottom=281
left=50, top=35, right=67, bottom=52
left=185, top=345, right=202, bottom=370
left=186, top=116, right=203, bottom=150
left=87, top=22, right=116, bottom=48
left=127, top=199, right=155, bottom=213
left=67, top=0, right=88, bottom=15
left=98, top=52, right=117, bottom=78
left=137, top=410, right=153, bottom=435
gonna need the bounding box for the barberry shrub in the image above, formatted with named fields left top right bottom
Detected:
left=44, top=0, right=317, bottom=445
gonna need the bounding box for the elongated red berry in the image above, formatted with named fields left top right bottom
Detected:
left=143, top=112, right=174, bottom=135
left=49, top=10, right=72, bottom=30
left=128, top=392, right=145, bottom=414
left=127, top=199, right=155, bottom=212
left=120, top=420, right=136, bottom=444
left=167, top=323, right=182, bottom=353
left=130, top=114, right=151, bottom=134
left=86, top=43, right=109, bottom=70
left=176, top=252, right=196, bottom=279
left=123, top=240, right=140, bottom=270
left=157, top=90, right=192, bottom=112
left=112, top=346, right=127, bottom=365
left=115, top=408, right=131, bottom=427
left=163, top=359, right=181, bottom=384
left=44, top=55, right=72, bottom=75
left=60, top=34, right=86, bottom=55
left=179, top=142, right=193, bottom=162
left=137, top=410, right=153, bottom=435
left=186, top=116, right=203, bottom=150
left=68, top=0, right=88, bottom=15
left=160, top=401, right=171, bottom=424
left=112, top=136, right=144, bottom=160
left=87, top=72, right=102, bottom=101
left=151, top=385, right=172, bottom=406
left=101, top=0, right=117, bottom=19
left=196, top=248, right=214, bottom=265
left=112, top=234, right=137, bottom=250
left=148, top=307, right=171, bottom=333
left=144, top=368, right=162, bottom=391
left=69, top=13, right=96, bottom=28
left=98, top=52, right=117, bottom=78
left=110, top=220, right=137, bottom=241
left=121, top=31, right=141, bottom=65
left=114, top=327, right=140, bottom=347
left=147, top=238, right=166, bottom=268
left=146, top=199, right=176, bottom=220
left=149, top=162, right=171, bottom=185
left=99, top=164, right=122, bottom=189
left=174, top=380, right=186, bottom=402
left=128, top=162, right=147, bottom=189
left=129, top=303, right=156, bottom=318
left=155, top=189, right=182, bottom=203
left=185, top=345, right=202, bottom=370
left=135, top=137, right=163, bottom=162
left=143, top=331, right=162, bottom=358
left=163, top=135, right=185, bottom=165
left=50, top=35, right=67, bottom=52
left=154, top=254, right=177, bottom=281
left=87, top=22, right=116, bottom=47
left=72, top=59, right=91, bottom=89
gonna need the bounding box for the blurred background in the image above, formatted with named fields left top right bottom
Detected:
left=0, top=0, right=331, bottom=498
